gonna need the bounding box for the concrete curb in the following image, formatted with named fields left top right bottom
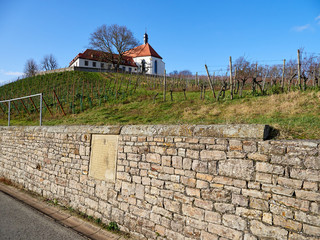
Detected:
left=0, top=183, right=128, bottom=240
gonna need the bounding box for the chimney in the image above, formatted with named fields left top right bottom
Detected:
left=144, top=33, right=148, bottom=44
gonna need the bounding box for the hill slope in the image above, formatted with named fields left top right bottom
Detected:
left=0, top=71, right=319, bottom=139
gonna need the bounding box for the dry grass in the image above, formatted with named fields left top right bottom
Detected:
left=1, top=90, right=320, bottom=139
left=184, top=91, right=320, bottom=120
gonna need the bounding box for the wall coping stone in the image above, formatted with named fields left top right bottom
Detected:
left=119, top=124, right=271, bottom=139
left=0, top=125, right=121, bottom=135
left=0, top=124, right=272, bottom=139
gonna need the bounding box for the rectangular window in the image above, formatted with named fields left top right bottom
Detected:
left=122, top=67, right=126, bottom=72
left=92, top=62, right=96, bottom=67
left=129, top=68, right=132, bottom=73
left=101, top=63, right=104, bottom=68
left=85, top=60, right=88, bottom=66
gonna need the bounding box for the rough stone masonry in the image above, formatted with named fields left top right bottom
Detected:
left=0, top=124, right=319, bottom=239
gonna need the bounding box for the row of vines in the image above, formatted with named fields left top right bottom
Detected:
left=0, top=49, right=319, bottom=123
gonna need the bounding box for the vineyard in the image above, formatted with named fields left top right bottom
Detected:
left=0, top=50, right=320, bottom=139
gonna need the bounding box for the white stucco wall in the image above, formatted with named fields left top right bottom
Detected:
left=70, top=58, right=138, bottom=73
left=133, top=56, right=165, bottom=76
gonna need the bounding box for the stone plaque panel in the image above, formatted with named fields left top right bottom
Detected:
left=89, top=134, right=118, bottom=182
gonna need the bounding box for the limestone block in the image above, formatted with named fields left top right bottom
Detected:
left=207, top=223, right=243, bottom=240
left=250, top=220, right=288, bottom=240
left=222, top=214, right=247, bottom=231
left=273, top=215, right=302, bottom=231
left=214, top=203, right=235, bottom=213
left=235, top=207, right=262, bottom=220
left=200, top=150, right=226, bottom=160
left=219, top=159, right=254, bottom=180
left=295, top=210, right=320, bottom=227
left=295, top=190, right=320, bottom=201
left=303, top=224, right=320, bottom=237
left=182, top=204, right=204, bottom=220
left=290, top=168, right=320, bottom=182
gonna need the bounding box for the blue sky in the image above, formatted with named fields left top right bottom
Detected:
left=0, top=0, right=319, bottom=85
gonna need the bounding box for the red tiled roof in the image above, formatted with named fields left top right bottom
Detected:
left=124, top=43, right=162, bottom=59
left=69, top=49, right=137, bottom=67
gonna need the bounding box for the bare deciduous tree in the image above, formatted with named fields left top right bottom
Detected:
left=169, top=70, right=179, bottom=76
left=269, top=65, right=281, bottom=87
left=41, top=54, right=58, bottom=71
left=179, top=70, right=193, bottom=76
left=234, top=56, right=254, bottom=97
left=89, top=24, right=139, bottom=70
left=285, top=59, right=297, bottom=91
left=24, top=59, right=38, bottom=77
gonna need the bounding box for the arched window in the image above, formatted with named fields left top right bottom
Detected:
left=141, top=59, right=146, bottom=73
left=154, top=60, right=158, bottom=74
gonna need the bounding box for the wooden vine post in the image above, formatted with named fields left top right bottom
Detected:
left=297, top=49, right=302, bottom=90
left=196, top=72, right=198, bottom=87
left=163, top=69, right=167, bottom=102
left=0, top=104, right=5, bottom=114
left=53, top=90, right=66, bottom=116
left=29, top=97, right=39, bottom=113
left=20, top=99, right=30, bottom=116
left=281, top=59, right=286, bottom=92
left=42, top=96, right=53, bottom=116
left=204, top=64, right=216, bottom=98
left=229, top=56, right=233, bottom=100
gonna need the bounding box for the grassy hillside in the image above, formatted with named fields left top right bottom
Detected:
left=0, top=71, right=319, bottom=139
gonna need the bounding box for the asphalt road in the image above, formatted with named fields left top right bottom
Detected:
left=0, top=191, right=88, bottom=240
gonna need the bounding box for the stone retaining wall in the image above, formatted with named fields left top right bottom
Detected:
left=0, top=125, right=319, bottom=239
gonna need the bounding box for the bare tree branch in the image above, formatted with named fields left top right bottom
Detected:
left=24, top=59, right=38, bottom=77
left=89, top=24, right=139, bottom=70
left=41, top=54, right=58, bottom=71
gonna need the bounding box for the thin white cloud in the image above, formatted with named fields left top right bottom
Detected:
left=0, top=69, right=23, bottom=76
left=5, top=71, right=24, bottom=76
left=292, top=24, right=312, bottom=32
left=315, top=15, right=320, bottom=24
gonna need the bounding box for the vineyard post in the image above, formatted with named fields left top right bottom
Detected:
left=29, top=97, right=39, bottom=113
left=42, top=96, right=53, bottom=116
left=153, top=93, right=159, bottom=104
left=163, top=69, right=167, bottom=102
left=12, top=101, right=21, bottom=115
left=204, top=64, right=216, bottom=98
left=20, top=99, right=30, bottom=116
left=234, top=67, right=238, bottom=94
left=196, top=72, right=198, bottom=87
left=0, top=104, right=5, bottom=114
left=281, top=59, right=286, bottom=92
left=183, top=88, right=187, bottom=100
left=8, top=101, right=10, bottom=126
left=297, top=49, right=302, bottom=90
left=40, top=93, right=42, bottom=126
left=229, top=56, right=233, bottom=99
left=253, top=63, right=258, bottom=93
left=53, top=90, right=66, bottom=116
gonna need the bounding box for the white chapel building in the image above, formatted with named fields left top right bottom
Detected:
left=69, top=33, right=165, bottom=76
